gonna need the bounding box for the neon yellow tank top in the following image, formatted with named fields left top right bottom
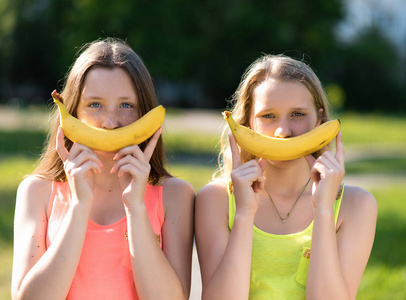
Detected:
left=228, top=185, right=344, bottom=299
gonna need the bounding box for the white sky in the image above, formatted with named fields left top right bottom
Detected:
left=337, top=0, right=406, bottom=54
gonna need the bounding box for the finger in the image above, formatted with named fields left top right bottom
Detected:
left=305, top=155, right=316, bottom=169
left=117, top=163, right=149, bottom=179
left=310, top=161, right=322, bottom=183
left=114, top=144, right=144, bottom=161
left=335, top=131, right=345, bottom=166
left=314, top=154, right=337, bottom=172
left=56, top=126, right=69, bottom=162
left=256, top=158, right=267, bottom=191
left=79, top=160, right=103, bottom=175
left=229, top=134, right=242, bottom=170
left=253, top=174, right=265, bottom=193
left=111, top=155, right=148, bottom=174
left=68, top=143, right=103, bottom=168
left=144, top=127, right=162, bottom=161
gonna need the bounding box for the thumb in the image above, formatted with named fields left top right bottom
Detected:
left=254, top=158, right=267, bottom=192
left=305, top=154, right=316, bottom=169
left=258, top=158, right=267, bottom=172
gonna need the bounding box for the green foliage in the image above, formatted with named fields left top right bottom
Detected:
left=337, top=26, right=405, bottom=112
left=0, top=0, right=344, bottom=108
left=0, top=130, right=46, bottom=155
left=1, top=0, right=404, bottom=112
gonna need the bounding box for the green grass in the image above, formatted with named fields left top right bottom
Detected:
left=346, top=157, right=406, bottom=175
left=357, top=186, right=406, bottom=299
left=163, top=132, right=220, bottom=157
left=169, top=161, right=217, bottom=192
left=0, top=130, right=46, bottom=155
left=1, top=111, right=406, bottom=299
left=339, top=113, right=406, bottom=144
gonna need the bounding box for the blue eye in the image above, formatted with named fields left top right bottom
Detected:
left=89, top=102, right=101, bottom=108
left=120, top=103, right=133, bottom=109
left=292, top=112, right=304, bottom=117
left=263, top=114, right=275, bottom=119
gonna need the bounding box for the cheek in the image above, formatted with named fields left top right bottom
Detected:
left=251, top=119, right=273, bottom=136
left=292, top=119, right=317, bottom=136
left=77, top=111, right=101, bottom=126
left=120, top=111, right=139, bottom=126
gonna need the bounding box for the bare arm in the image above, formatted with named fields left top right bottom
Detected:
left=11, top=176, right=91, bottom=300
left=113, top=129, right=195, bottom=300
left=125, top=177, right=195, bottom=300
left=12, top=129, right=103, bottom=300
left=306, top=133, right=378, bottom=299
left=307, top=186, right=377, bottom=300
left=195, top=134, right=265, bottom=299
left=195, top=183, right=256, bottom=300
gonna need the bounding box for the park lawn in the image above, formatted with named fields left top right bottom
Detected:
left=1, top=110, right=406, bottom=299
left=339, top=113, right=406, bottom=144
left=1, top=155, right=406, bottom=299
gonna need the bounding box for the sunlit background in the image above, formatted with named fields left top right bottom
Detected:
left=0, top=1, right=405, bottom=299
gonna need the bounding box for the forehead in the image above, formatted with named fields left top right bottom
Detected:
left=252, top=79, right=315, bottom=111
left=83, top=67, right=133, bottom=87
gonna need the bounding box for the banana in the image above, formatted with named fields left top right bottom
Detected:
left=223, top=111, right=340, bottom=161
left=52, top=90, right=165, bottom=152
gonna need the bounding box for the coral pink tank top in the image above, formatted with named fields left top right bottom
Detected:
left=46, top=181, right=164, bottom=300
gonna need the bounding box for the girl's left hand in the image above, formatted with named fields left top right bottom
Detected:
left=309, top=131, right=345, bottom=212
left=110, top=128, right=162, bottom=210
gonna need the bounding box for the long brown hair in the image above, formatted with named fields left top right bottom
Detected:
left=32, top=38, right=170, bottom=183
left=215, top=54, right=331, bottom=183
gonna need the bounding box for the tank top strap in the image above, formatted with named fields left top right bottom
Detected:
left=227, top=181, right=235, bottom=230
left=334, top=184, right=345, bottom=226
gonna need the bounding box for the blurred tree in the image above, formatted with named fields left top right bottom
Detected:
left=0, top=0, right=344, bottom=107
left=337, top=25, right=405, bottom=112
left=1, top=0, right=403, bottom=112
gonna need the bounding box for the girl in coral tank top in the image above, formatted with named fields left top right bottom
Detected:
left=12, top=38, right=194, bottom=300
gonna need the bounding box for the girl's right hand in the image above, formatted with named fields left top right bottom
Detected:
left=229, top=134, right=265, bottom=217
left=56, top=126, right=103, bottom=206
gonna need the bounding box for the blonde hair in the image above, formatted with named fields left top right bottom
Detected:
left=32, top=38, right=170, bottom=183
left=215, top=54, right=331, bottom=183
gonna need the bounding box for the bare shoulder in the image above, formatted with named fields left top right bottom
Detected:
left=195, top=181, right=229, bottom=220
left=338, top=185, right=378, bottom=227
left=163, top=176, right=195, bottom=197
left=196, top=181, right=228, bottom=203
left=342, top=185, right=378, bottom=212
left=18, top=175, right=52, bottom=190
left=162, top=176, right=195, bottom=210
left=17, top=175, right=52, bottom=211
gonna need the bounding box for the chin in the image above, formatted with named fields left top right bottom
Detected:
left=266, top=157, right=303, bottom=168
left=95, top=150, right=117, bottom=159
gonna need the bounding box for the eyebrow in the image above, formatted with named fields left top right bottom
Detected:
left=258, top=106, right=310, bottom=112
left=81, top=95, right=136, bottom=101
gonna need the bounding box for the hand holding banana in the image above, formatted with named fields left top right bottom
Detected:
left=223, top=111, right=340, bottom=161
left=52, top=90, right=165, bottom=152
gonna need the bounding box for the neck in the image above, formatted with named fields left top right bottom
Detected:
left=263, top=156, right=312, bottom=197
left=93, top=154, right=121, bottom=190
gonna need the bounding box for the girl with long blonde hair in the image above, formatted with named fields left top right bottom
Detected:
left=195, top=54, right=377, bottom=299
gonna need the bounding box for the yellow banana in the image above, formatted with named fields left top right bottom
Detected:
left=52, top=90, right=165, bottom=152
left=223, top=111, right=340, bottom=161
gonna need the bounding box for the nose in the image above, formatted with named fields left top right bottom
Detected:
left=273, top=119, right=292, bottom=138
left=101, top=110, right=120, bottom=130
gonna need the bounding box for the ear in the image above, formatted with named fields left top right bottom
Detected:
left=316, top=108, right=324, bottom=126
